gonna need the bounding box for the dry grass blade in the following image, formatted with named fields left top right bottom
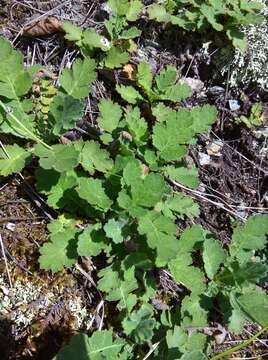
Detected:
left=0, top=233, right=12, bottom=287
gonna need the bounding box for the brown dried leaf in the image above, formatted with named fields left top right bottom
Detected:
left=123, top=63, right=136, bottom=81
left=22, top=16, right=64, bottom=37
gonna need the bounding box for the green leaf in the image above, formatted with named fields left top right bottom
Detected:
left=203, top=238, right=226, bottom=279
left=230, top=215, right=268, bottom=260
left=98, top=266, right=138, bottom=311
left=78, top=224, right=109, bottom=256
left=122, top=303, right=157, bottom=344
left=169, top=253, right=206, bottom=294
left=76, top=177, right=112, bottom=212
left=60, top=58, right=96, bottom=99
left=152, top=122, right=188, bottom=161
left=236, top=288, right=268, bottom=326
left=160, top=193, right=200, bottom=220
left=191, top=105, right=217, bottom=134
left=39, top=223, right=79, bottom=272
left=138, top=211, right=179, bottom=266
left=116, top=85, right=143, bottom=104
left=178, top=224, right=205, bottom=253
left=82, top=28, right=111, bottom=51
left=181, top=293, right=209, bottom=327
left=154, top=66, right=192, bottom=102
left=124, top=106, right=147, bottom=144
left=104, top=219, right=125, bottom=244
left=108, top=0, right=129, bottom=16
left=227, top=29, right=247, bottom=51
left=63, top=22, right=83, bottom=45
left=126, top=0, right=142, bottom=21
left=0, top=38, right=32, bottom=100
left=34, top=144, right=79, bottom=172
left=54, top=330, right=126, bottom=360
left=147, top=4, right=171, bottom=22
left=80, top=140, right=113, bottom=174
left=165, top=165, right=199, bottom=189
left=46, top=171, right=78, bottom=209
left=0, top=144, right=31, bottom=176
left=119, top=27, right=141, bottom=39
left=137, top=62, right=153, bottom=93
left=180, top=351, right=207, bottom=360
left=131, top=173, right=167, bottom=208
left=98, top=99, right=122, bottom=133
left=49, top=95, right=83, bottom=136
left=104, top=47, right=129, bottom=69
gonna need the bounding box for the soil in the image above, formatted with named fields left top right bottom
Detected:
left=0, top=0, right=268, bottom=359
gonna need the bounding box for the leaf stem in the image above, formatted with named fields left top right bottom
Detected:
left=211, top=325, right=268, bottom=360
left=0, top=99, right=52, bottom=149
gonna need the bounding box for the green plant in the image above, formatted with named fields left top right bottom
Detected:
left=1, top=36, right=268, bottom=360
left=63, top=0, right=142, bottom=69
left=236, top=103, right=265, bottom=128
left=147, top=0, right=264, bottom=50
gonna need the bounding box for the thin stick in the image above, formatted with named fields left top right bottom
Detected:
left=0, top=234, right=12, bottom=287
left=142, top=342, right=160, bottom=360
left=170, top=179, right=246, bottom=221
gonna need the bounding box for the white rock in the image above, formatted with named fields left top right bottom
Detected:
left=183, top=77, right=204, bottom=92
left=199, top=152, right=211, bottom=165
left=228, top=99, right=240, bottom=111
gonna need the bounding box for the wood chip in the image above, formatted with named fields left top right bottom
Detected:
left=22, top=16, right=64, bottom=37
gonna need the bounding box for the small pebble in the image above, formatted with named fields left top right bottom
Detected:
left=228, top=99, right=240, bottom=111
left=199, top=152, right=211, bottom=165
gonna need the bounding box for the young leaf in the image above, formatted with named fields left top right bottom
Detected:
left=137, top=62, right=153, bottom=93
left=39, top=225, right=79, bottom=272
left=104, top=219, right=125, bottom=244
left=147, top=4, right=171, bottom=22
left=46, top=171, right=78, bottom=208
left=154, top=66, right=192, bottom=102
left=63, top=22, right=83, bottom=45
left=122, top=303, right=157, bottom=344
left=82, top=28, right=111, bottom=51
left=160, top=193, right=200, bottom=220
left=78, top=224, right=109, bottom=256
left=124, top=106, right=147, bottom=145
left=165, top=165, right=199, bottom=189
left=116, top=85, right=143, bottom=104
left=203, top=238, right=226, bottom=279
left=131, top=173, right=167, bottom=208
left=98, top=266, right=138, bottom=311
left=119, top=27, right=141, bottom=40
left=76, top=177, right=112, bottom=212
left=60, top=58, right=96, bottom=99
left=104, top=47, right=130, bottom=69
left=181, top=294, right=209, bottom=330
left=98, top=99, right=122, bottom=133
left=126, top=0, right=142, bottom=21
left=80, top=140, right=113, bottom=174
left=191, top=105, right=217, bottom=134
left=0, top=144, right=31, bottom=176
left=178, top=224, right=205, bottom=253
left=152, top=122, right=188, bottom=161
left=230, top=215, right=268, bottom=260
left=49, top=95, right=83, bottom=136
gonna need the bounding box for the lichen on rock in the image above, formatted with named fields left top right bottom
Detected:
left=221, top=0, right=268, bottom=90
